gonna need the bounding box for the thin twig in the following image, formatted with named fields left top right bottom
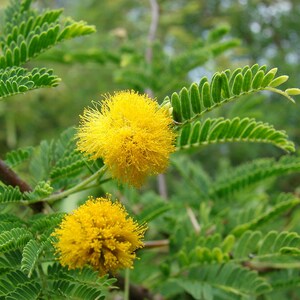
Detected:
left=22, top=166, right=107, bottom=205
left=144, top=239, right=169, bottom=249
left=145, top=0, right=168, bottom=200
left=145, top=0, right=159, bottom=65
left=186, top=206, right=201, bottom=234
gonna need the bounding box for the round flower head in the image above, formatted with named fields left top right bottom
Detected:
left=52, top=197, right=146, bottom=276
left=77, top=90, right=176, bottom=187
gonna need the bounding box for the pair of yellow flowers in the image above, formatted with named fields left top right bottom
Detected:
left=53, top=90, right=176, bottom=275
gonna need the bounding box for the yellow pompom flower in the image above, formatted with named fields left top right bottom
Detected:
left=77, top=90, right=176, bottom=187
left=52, top=197, right=146, bottom=276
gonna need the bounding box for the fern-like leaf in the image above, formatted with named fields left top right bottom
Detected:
left=5, top=281, right=41, bottom=300
left=23, top=181, right=53, bottom=201
left=210, top=155, right=300, bottom=199
left=0, top=215, right=25, bottom=233
left=47, top=263, right=114, bottom=300
left=21, top=237, right=52, bottom=278
left=0, top=185, right=24, bottom=204
left=29, top=213, right=64, bottom=235
left=0, top=228, right=32, bottom=253
left=167, top=64, right=300, bottom=124
left=0, top=66, right=60, bottom=98
left=232, top=230, right=300, bottom=266
left=231, top=194, right=300, bottom=236
left=164, top=263, right=271, bottom=299
left=0, top=250, right=22, bottom=269
left=0, top=0, right=95, bottom=68
left=50, top=152, right=87, bottom=182
left=176, top=117, right=295, bottom=152
left=4, top=146, right=33, bottom=168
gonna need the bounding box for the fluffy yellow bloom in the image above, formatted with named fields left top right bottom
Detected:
left=77, top=90, right=176, bottom=187
left=52, top=197, right=146, bottom=275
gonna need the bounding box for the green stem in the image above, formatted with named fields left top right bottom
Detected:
left=124, top=268, right=130, bottom=300
left=26, top=166, right=107, bottom=204
left=38, top=263, right=48, bottom=299
left=265, top=87, right=295, bottom=103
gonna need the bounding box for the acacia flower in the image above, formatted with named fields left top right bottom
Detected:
left=52, top=197, right=146, bottom=275
left=77, top=90, right=176, bottom=187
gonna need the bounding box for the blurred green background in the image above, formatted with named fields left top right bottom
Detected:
left=1, top=0, right=299, bottom=165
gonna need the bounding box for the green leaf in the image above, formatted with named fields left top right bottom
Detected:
left=251, top=70, right=265, bottom=89
left=231, top=73, right=243, bottom=95
left=6, top=281, right=41, bottom=300
left=189, top=83, right=201, bottom=114
left=0, top=67, right=60, bottom=99
left=211, top=74, right=222, bottom=103
left=0, top=228, right=32, bottom=253
left=201, top=81, right=211, bottom=108
left=176, top=117, right=294, bottom=152
left=0, top=186, right=24, bottom=204
left=186, top=263, right=271, bottom=296
left=210, top=155, right=300, bottom=199
left=5, top=146, right=33, bottom=168
left=220, top=72, right=230, bottom=98
left=232, top=230, right=300, bottom=264
left=261, top=68, right=277, bottom=87
left=242, top=69, right=252, bottom=92
left=269, top=75, right=289, bottom=87
left=231, top=195, right=300, bottom=237
left=21, top=239, right=42, bottom=277
left=179, top=123, right=191, bottom=147
left=23, top=181, right=53, bottom=201
left=168, top=65, right=299, bottom=126
left=171, top=92, right=182, bottom=122
left=285, top=88, right=300, bottom=95
left=180, top=87, right=191, bottom=120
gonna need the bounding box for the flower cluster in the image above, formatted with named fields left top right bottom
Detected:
left=52, top=197, right=146, bottom=275
left=77, top=90, right=176, bottom=187
left=53, top=90, right=175, bottom=275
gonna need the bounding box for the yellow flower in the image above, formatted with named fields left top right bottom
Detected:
left=52, top=197, right=146, bottom=275
left=77, top=90, right=176, bottom=187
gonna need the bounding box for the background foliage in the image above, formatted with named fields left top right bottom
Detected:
left=1, top=0, right=300, bottom=299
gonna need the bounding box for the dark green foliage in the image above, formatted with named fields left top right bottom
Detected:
left=210, top=155, right=300, bottom=199
left=30, top=127, right=90, bottom=189
left=0, top=0, right=95, bottom=100
left=0, top=212, right=113, bottom=299
left=233, top=230, right=300, bottom=262
left=176, top=117, right=295, bottom=152
left=115, top=25, right=239, bottom=97
left=0, top=127, right=90, bottom=204
left=0, top=0, right=300, bottom=299
left=0, top=0, right=95, bottom=68
left=0, top=186, right=23, bottom=204
left=168, top=64, right=299, bottom=124
left=47, top=263, right=115, bottom=300
left=231, top=194, right=300, bottom=236
left=4, top=147, right=34, bottom=168
left=0, top=228, right=32, bottom=253
left=0, top=67, right=60, bottom=98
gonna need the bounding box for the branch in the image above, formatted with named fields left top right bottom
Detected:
left=144, top=239, right=169, bottom=249
left=0, top=159, right=32, bottom=192
left=144, top=0, right=168, bottom=200
left=20, top=166, right=107, bottom=205
left=145, top=0, right=159, bottom=66
left=0, top=158, right=43, bottom=212
left=186, top=206, right=201, bottom=234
